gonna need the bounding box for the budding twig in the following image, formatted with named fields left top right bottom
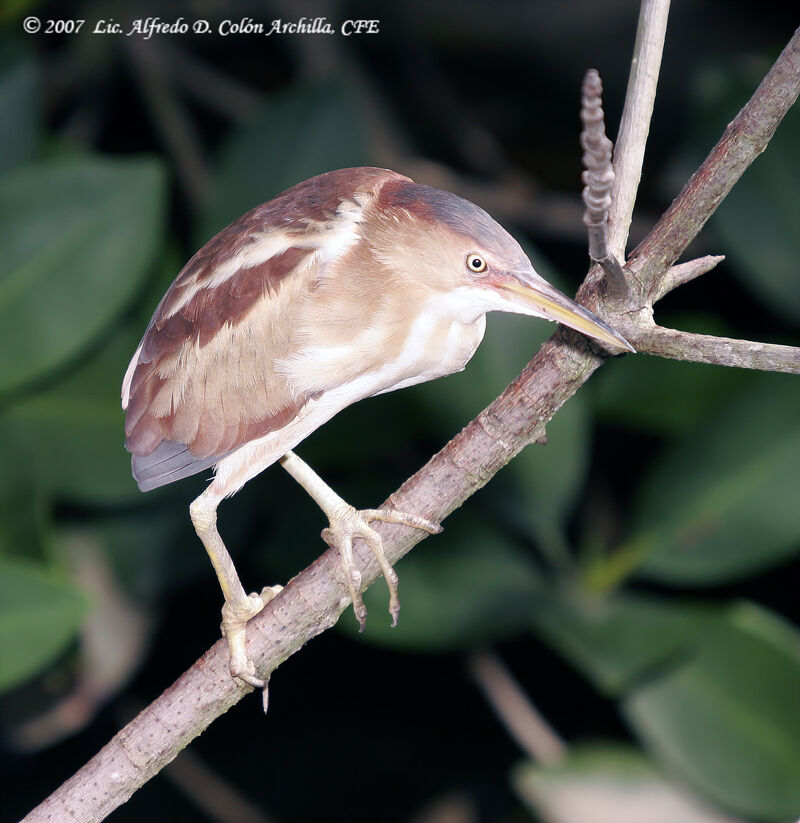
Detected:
left=580, top=70, right=629, bottom=300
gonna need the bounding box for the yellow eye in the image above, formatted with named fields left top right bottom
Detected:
left=466, top=253, right=487, bottom=273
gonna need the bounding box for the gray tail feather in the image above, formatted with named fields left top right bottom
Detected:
left=131, top=439, right=223, bottom=492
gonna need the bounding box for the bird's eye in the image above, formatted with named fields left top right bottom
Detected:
left=466, top=253, right=487, bottom=273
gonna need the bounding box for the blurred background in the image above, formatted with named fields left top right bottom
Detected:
left=1, top=1, right=799, bottom=822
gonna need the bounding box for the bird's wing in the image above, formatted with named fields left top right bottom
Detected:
left=122, top=167, right=410, bottom=491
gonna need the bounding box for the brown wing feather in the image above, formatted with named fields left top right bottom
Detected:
left=124, top=249, right=315, bottom=458
left=123, top=167, right=410, bottom=491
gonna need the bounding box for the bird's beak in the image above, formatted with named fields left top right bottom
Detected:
left=497, top=271, right=635, bottom=353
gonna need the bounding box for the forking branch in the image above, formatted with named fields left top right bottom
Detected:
left=22, top=12, right=800, bottom=823
left=579, top=60, right=800, bottom=375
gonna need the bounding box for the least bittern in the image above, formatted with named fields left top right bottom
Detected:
left=122, top=167, right=632, bottom=690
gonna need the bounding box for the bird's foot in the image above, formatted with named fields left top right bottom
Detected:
left=321, top=505, right=441, bottom=630
left=221, top=584, right=283, bottom=689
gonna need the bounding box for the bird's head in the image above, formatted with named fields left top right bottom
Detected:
left=369, top=178, right=633, bottom=353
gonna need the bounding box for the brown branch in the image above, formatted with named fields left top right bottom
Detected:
left=22, top=20, right=800, bottom=823
left=608, top=0, right=671, bottom=258
left=125, top=39, right=212, bottom=210
left=627, top=24, right=800, bottom=298
left=157, top=41, right=262, bottom=123
left=651, top=254, right=725, bottom=302
left=468, top=652, right=567, bottom=765
left=627, top=324, right=800, bottom=374
left=23, top=334, right=600, bottom=823
left=163, top=745, right=277, bottom=823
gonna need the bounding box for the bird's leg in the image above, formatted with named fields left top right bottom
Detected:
left=278, top=450, right=441, bottom=630
left=189, top=491, right=282, bottom=690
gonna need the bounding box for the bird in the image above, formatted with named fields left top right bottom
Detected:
left=122, top=166, right=633, bottom=691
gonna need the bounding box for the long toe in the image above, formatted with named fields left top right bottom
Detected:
left=323, top=505, right=439, bottom=630
left=362, top=507, right=442, bottom=535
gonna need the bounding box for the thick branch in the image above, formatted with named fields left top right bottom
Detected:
left=23, top=338, right=602, bottom=823
left=626, top=322, right=800, bottom=373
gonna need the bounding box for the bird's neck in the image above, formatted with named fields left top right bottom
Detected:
left=280, top=239, right=487, bottom=400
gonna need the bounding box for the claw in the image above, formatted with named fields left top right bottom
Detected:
left=230, top=656, right=266, bottom=690
left=363, top=508, right=443, bottom=536
left=221, top=585, right=282, bottom=692
left=190, top=490, right=283, bottom=699
left=277, top=451, right=441, bottom=632
left=322, top=504, right=441, bottom=629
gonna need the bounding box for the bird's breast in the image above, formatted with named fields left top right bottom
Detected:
left=278, top=289, right=488, bottom=404
left=375, top=309, right=486, bottom=395
left=335, top=295, right=488, bottom=401
left=210, top=296, right=487, bottom=497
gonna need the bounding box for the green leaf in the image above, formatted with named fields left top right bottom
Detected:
left=0, top=419, right=49, bottom=559
left=530, top=593, right=713, bottom=695
left=339, top=514, right=540, bottom=651
left=198, top=83, right=368, bottom=243
left=514, top=745, right=739, bottom=823
left=0, top=53, right=40, bottom=171
left=0, top=555, right=88, bottom=692
left=0, top=156, right=165, bottom=394
left=0, top=2, right=39, bottom=25
left=688, top=63, right=800, bottom=323
left=629, top=374, right=800, bottom=585
left=6, top=325, right=144, bottom=504
left=624, top=601, right=800, bottom=819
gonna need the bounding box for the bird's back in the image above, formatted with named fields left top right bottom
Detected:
left=122, top=167, right=411, bottom=491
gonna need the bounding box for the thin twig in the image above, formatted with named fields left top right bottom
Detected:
left=158, top=42, right=262, bottom=122
left=652, top=255, right=725, bottom=302
left=165, top=748, right=278, bottom=823
left=468, top=653, right=567, bottom=765
left=580, top=71, right=615, bottom=258
left=608, top=0, right=671, bottom=259
left=629, top=24, right=800, bottom=295
left=125, top=39, right=212, bottom=209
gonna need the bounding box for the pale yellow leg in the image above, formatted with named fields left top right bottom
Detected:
left=279, top=450, right=442, bottom=630
left=190, top=492, right=282, bottom=690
